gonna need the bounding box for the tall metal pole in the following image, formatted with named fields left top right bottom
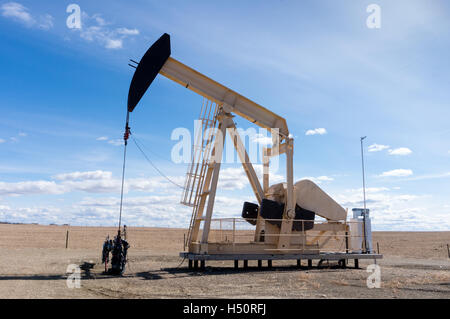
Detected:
left=360, top=136, right=368, bottom=253
left=360, top=137, right=367, bottom=213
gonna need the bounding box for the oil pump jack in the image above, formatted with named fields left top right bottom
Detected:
left=126, top=33, right=382, bottom=269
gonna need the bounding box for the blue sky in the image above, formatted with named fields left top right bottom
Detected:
left=0, top=0, right=449, bottom=230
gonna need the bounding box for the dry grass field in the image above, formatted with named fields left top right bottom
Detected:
left=0, top=224, right=449, bottom=299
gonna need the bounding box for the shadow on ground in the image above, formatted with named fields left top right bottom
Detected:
left=135, top=263, right=355, bottom=280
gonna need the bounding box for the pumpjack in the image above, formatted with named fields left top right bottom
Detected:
left=126, top=33, right=382, bottom=268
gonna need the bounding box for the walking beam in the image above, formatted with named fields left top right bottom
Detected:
left=160, top=57, right=289, bottom=138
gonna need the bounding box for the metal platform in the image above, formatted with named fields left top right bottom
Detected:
left=180, top=252, right=382, bottom=261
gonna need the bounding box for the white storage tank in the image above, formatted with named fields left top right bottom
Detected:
left=349, top=208, right=373, bottom=253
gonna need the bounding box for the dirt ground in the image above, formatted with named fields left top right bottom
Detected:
left=0, top=224, right=449, bottom=299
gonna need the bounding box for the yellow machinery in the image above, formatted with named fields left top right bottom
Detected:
left=127, top=33, right=382, bottom=269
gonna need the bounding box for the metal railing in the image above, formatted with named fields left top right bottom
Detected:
left=191, top=218, right=368, bottom=253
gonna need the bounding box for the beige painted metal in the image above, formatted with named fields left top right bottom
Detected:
left=277, top=138, right=295, bottom=250
left=254, top=147, right=270, bottom=242
left=181, top=98, right=219, bottom=207
left=266, top=181, right=347, bottom=222
left=265, top=144, right=287, bottom=157
left=295, top=180, right=347, bottom=221
left=183, top=99, right=219, bottom=249
left=160, top=57, right=289, bottom=138
left=188, top=110, right=224, bottom=245
left=200, top=114, right=232, bottom=249
left=226, top=123, right=264, bottom=204
left=310, top=223, right=347, bottom=232
left=189, top=242, right=319, bottom=255
left=264, top=223, right=306, bottom=246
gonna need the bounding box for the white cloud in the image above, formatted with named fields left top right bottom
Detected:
left=251, top=133, right=272, bottom=146
left=300, top=176, right=334, bottom=184
left=38, top=13, right=53, bottom=30
left=75, top=12, right=139, bottom=50
left=0, top=191, right=253, bottom=227
left=379, top=169, right=413, bottom=177
left=1, top=2, right=53, bottom=30
left=331, top=187, right=450, bottom=231
left=53, top=170, right=112, bottom=181
left=346, top=187, right=390, bottom=193
left=305, top=128, right=327, bottom=136
left=215, top=165, right=285, bottom=191
left=3, top=132, right=28, bottom=144
left=0, top=181, right=66, bottom=196
left=368, top=144, right=389, bottom=152
left=1, top=170, right=448, bottom=230
left=1, top=2, right=33, bottom=25
left=388, top=147, right=412, bottom=156
left=96, top=136, right=123, bottom=146
left=127, top=176, right=185, bottom=192
left=108, top=139, right=123, bottom=146
left=80, top=25, right=123, bottom=50
left=0, top=170, right=186, bottom=197
left=218, top=167, right=249, bottom=190
left=92, top=14, right=108, bottom=26
left=0, top=205, right=64, bottom=225
left=73, top=194, right=192, bottom=227
left=2, top=183, right=448, bottom=230
left=402, top=171, right=450, bottom=181
left=105, top=38, right=123, bottom=49
left=116, top=27, right=140, bottom=35
left=61, top=179, right=120, bottom=193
